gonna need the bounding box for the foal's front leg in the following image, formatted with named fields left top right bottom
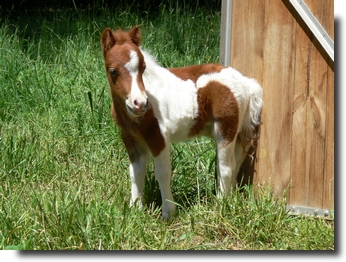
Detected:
left=122, top=132, right=149, bottom=208
left=153, top=147, right=176, bottom=219
left=129, top=151, right=149, bottom=207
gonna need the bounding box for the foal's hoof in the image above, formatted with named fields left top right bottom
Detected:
left=161, top=212, right=176, bottom=222
left=161, top=212, right=170, bottom=221
left=161, top=200, right=176, bottom=221
left=161, top=208, right=176, bottom=221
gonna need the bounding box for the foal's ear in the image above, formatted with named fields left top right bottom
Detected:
left=101, top=28, right=116, bottom=56
left=129, top=25, right=141, bottom=46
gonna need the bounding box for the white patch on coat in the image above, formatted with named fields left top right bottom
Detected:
left=141, top=49, right=199, bottom=142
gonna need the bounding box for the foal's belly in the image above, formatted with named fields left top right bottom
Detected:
left=168, top=116, right=214, bottom=142
left=165, top=115, right=196, bottom=142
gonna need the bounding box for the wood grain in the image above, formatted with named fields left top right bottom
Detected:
left=228, top=0, right=334, bottom=210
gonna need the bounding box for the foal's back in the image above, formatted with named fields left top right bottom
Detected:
left=169, top=63, right=226, bottom=83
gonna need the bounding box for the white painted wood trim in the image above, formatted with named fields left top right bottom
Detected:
left=289, top=0, right=334, bottom=61
left=219, top=0, right=233, bottom=66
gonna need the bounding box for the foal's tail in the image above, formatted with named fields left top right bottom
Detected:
left=238, top=78, right=263, bottom=148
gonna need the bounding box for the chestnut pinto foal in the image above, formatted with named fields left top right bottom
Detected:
left=101, top=26, right=263, bottom=219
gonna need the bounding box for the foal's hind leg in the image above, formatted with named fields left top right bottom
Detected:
left=216, top=140, right=237, bottom=197
left=233, top=140, right=251, bottom=181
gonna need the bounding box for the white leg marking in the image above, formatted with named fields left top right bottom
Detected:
left=216, top=141, right=237, bottom=198
left=129, top=152, right=149, bottom=208
left=153, top=147, right=176, bottom=219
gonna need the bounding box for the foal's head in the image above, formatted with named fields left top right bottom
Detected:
left=101, top=26, right=148, bottom=117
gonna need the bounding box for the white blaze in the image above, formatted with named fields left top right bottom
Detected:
left=124, top=50, right=147, bottom=109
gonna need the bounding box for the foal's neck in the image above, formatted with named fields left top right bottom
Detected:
left=141, top=50, right=180, bottom=83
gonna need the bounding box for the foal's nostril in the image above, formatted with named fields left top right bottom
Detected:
left=132, top=99, right=148, bottom=111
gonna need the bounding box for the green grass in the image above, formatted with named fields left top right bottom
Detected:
left=0, top=3, right=334, bottom=250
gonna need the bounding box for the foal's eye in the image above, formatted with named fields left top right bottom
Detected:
left=109, top=68, right=118, bottom=77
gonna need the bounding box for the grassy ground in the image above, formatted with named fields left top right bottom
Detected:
left=0, top=3, right=334, bottom=250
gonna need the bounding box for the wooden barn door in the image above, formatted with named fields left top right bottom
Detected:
left=221, top=0, right=334, bottom=214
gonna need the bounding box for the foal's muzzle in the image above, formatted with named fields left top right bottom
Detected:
left=126, top=98, right=149, bottom=116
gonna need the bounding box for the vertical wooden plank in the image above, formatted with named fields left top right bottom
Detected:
left=302, top=0, right=329, bottom=209
left=230, top=0, right=265, bottom=186
left=324, top=60, right=334, bottom=210
left=254, top=0, right=295, bottom=198
left=322, top=0, right=334, bottom=210
left=305, top=49, right=326, bottom=209
left=230, top=0, right=264, bottom=81
left=289, top=0, right=311, bottom=207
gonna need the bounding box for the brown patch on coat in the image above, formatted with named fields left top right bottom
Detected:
left=189, top=81, right=239, bottom=144
left=111, top=102, right=165, bottom=161
left=169, top=63, right=226, bottom=82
